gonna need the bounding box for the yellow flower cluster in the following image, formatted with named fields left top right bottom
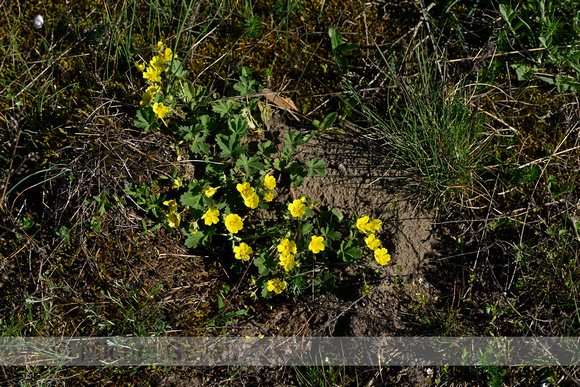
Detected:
left=277, top=238, right=296, bottom=271
left=237, top=182, right=260, bottom=209
left=263, top=175, right=276, bottom=202
left=140, top=85, right=159, bottom=107
left=142, top=41, right=177, bottom=83
left=356, top=216, right=382, bottom=234
left=163, top=199, right=180, bottom=228
left=137, top=41, right=177, bottom=117
left=357, top=215, right=390, bottom=266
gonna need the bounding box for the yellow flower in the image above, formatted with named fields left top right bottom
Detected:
left=374, top=248, right=391, bottom=266
left=149, top=55, right=166, bottom=72
left=157, top=41, right=164, bottom=52
left=236, top=182, right=254, bottom=199
left=356, top=216, right=382, bottom=234
left=264, top=192, right=274, bottom=202
left=267, top=279, right=286, bottom=294
left=308, top=235, right=325, bottom=254
left=365, top=234, right=381, bottom=251
left=356, top=216, right=369, bottom=233
left=204, top=186, right=217, bottom=197
left=153, top=102, right=169, bottom=119
left=224, top=214, right=243, bottom=234
left=163, top=199, right=178, bottom=212
left=166, top=211, right=180, bottom=228
left=277, top=239, right=297, bottom=255
left=135, top=62, right=146, bottom=71
left=279, top=253, right=296, bottom=271
left=143, top=65, right=161, bottom=82
left=160, top=47, right=174, bottom=62
left=233, top=242, right=252, bottom=261
left=263, top=175, right=276, bottom=190
left=243, top=192, right=259, bottom=209
left=288, top=199, right=306, bottom=218
left=140, top=85, right=160, bottom=107
left=367, top=219, right=383, bottom=233
left=172, top=176, right=183, bottom=189
left=201, top=208, right=220, bottom=226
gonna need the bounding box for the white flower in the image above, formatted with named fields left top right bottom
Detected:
left=426, top=368, right=433, bottom=375
left=32, top=15, right=44, bottom=29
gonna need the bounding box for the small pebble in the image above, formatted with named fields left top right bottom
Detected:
left=32, top=14, right=44, bottom=29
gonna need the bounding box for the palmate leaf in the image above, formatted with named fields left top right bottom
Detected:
left=338, top=240, right=363, bottom=262
left=189, top=135, right=209, bottom=154
left=185, top=230, right=205, bottom=248
left=178, top=81, right=196, bottom=103
left=134, top=108, right=157, bottom=133
left=180, top=190, right=205, bottom=210
left=212, top=100, right=239, bottom=118
left=254, top=253, right=276, bottom=276
left=236, top=154, right=264, bottom=175
left=228, top=115, right=248, bottom=136
left=216, top=133, right=247, bottom=158
left=169, top=59, right=189, bottom=79
left=306, top=158, right=327, bottom=177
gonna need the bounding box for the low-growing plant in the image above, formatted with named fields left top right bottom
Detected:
left=499, top=0, right=580, bottom=92
left=129, top=41, right=393, bottom=299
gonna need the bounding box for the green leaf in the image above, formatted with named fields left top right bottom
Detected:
left=196, top=114, right=215, bottom=132
left=216, top=135, right=232, bottom=158
left=254, top=254, right=276, bottom=276
left=261, top=284, right=271, bottom=298
left=236, top=154, right=264, bottom=175
left=273, top=158, right=284, bottom=171
left=338, top=240, right=363, bottom=262
left=328, top=27, right=342, bottom=51
left=178, top=81, right=197, bottom=103
left=331, top=208, right=344, bottom=221
left=305, top=158, right=328, bottom=177
left=189, top=135, right=209, bottom=154
left=180, top=191, right=203, bottom=208
left=314, top=273, right=336, bottom=294
left=258, top=141, right=277, bottom=158
left=134, top=108, right=157, bottom=133
left=234, top=66, right=257, bottom=95
left=335, top=43, right=358, bottom=55
left=281, top=146, right=293, bottom=161
left=228, top=116, right=248, bottom=136
left=212, top=100, right=239, bottom=118
left=169, top=59, right=189, bottom=79
left=344, top=247, right=362, bottom=260
left=185, top=231, right=205, bottom=249
left=284, top=131, right=305, bottom=150
left=326, top=231, right=341, bottom=241
left=301, top=223, right=313, bottom=235
left=322, top=112, right=338, bottom=130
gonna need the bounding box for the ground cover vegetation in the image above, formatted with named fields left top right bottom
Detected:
left=0, top=0, right=579, bottom=385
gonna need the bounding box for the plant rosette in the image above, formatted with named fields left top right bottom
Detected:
left=131, top=42, right=391, bottom=298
